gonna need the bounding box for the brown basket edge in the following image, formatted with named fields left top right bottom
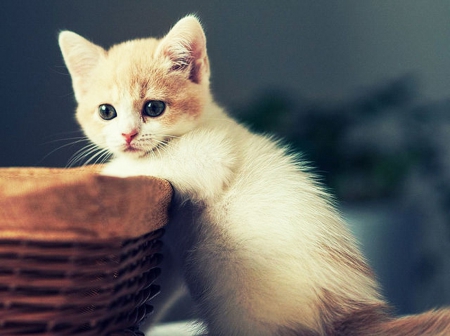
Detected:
left=0, top=166, right=173, bottom=242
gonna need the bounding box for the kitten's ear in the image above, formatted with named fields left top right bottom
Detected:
left=58, top=31, right=105, bottom=100
left=156, top=15, right=209, bottom=84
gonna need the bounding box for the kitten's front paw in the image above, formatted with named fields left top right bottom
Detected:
left=172, top=129, right=236, bottom=203
left=100, top=161, right=131, bottom=178
left=100, top=157, right=148, bottom=178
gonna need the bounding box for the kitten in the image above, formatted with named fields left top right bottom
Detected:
left=59, top=15, right=450, bottom=336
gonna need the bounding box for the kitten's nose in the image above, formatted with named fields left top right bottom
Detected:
left=122, top=130, right=138, bottom=144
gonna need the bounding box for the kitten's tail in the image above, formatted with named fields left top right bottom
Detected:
left=372, top=309, right=450, bottom=336
left=329, top=306, right=450, bottom=336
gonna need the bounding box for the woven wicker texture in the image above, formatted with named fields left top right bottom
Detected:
left=0, top=167, right=173, bottom=335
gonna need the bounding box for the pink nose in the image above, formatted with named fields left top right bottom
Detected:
left=122, top=130, right=138, bottom=144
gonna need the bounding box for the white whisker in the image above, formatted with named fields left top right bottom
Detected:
left=154, top=141, right=163, bottom=160
left=38, top=136, right=91, bottom=165
left=152, top=138, right=171, bottom=159
left=41, top=136, right=87, bottom=146
left=82, top=148, right=112, bottom=167
left=158, top=134, right=180, bottom=139
left=98, top=151, right=113, bottom=165
left=66, top=142, right=107, bottom=168
left=42, top=130, right=84, bottom=141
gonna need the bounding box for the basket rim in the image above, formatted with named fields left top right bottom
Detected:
left=0, top=166, right=172, bottom=242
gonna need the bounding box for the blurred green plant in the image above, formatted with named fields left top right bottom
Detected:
left=234, top=76, right=440, bottom=203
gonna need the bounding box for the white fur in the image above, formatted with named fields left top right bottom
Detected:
left=102, top=101, right=382, bottom=335
left=60, top=16, right=386, bottom=336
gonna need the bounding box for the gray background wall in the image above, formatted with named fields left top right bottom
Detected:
left=1, top=0, right=449, bottom=167
left=1, top=0, right=449, bottom=317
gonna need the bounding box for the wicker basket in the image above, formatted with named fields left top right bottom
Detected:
left=0, top=167, right=172, bottom=335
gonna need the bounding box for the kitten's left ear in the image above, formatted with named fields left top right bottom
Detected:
left=156, top=15, right=209, bottom=84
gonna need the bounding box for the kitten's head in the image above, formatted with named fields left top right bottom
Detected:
left=59, top=15, right=211, bottom=159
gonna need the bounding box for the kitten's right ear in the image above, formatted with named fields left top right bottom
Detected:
left=58, top=31, right=105, bottom=100
left=156, top=15, right=209, bottom=84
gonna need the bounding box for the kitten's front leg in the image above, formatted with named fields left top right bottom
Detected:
left=103, top=128, right=236, bottom=204
left=161, top=129, right=236, bottom=203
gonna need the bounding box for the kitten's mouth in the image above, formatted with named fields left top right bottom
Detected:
left=121, top=144, right=146, bottom=158
left=124, top=146, right=141, bottom=153
left=121, top=137, right=172, bottom=157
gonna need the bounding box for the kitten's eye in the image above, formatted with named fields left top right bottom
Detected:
left=143, top=100, right=166, bottom=117
left=98, top=104, right=117, bottom=120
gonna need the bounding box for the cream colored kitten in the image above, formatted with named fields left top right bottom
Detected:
left=59, top=16, right=450, bottom=336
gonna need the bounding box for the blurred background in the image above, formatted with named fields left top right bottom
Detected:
left=1, top=0, right=449, bottom=319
